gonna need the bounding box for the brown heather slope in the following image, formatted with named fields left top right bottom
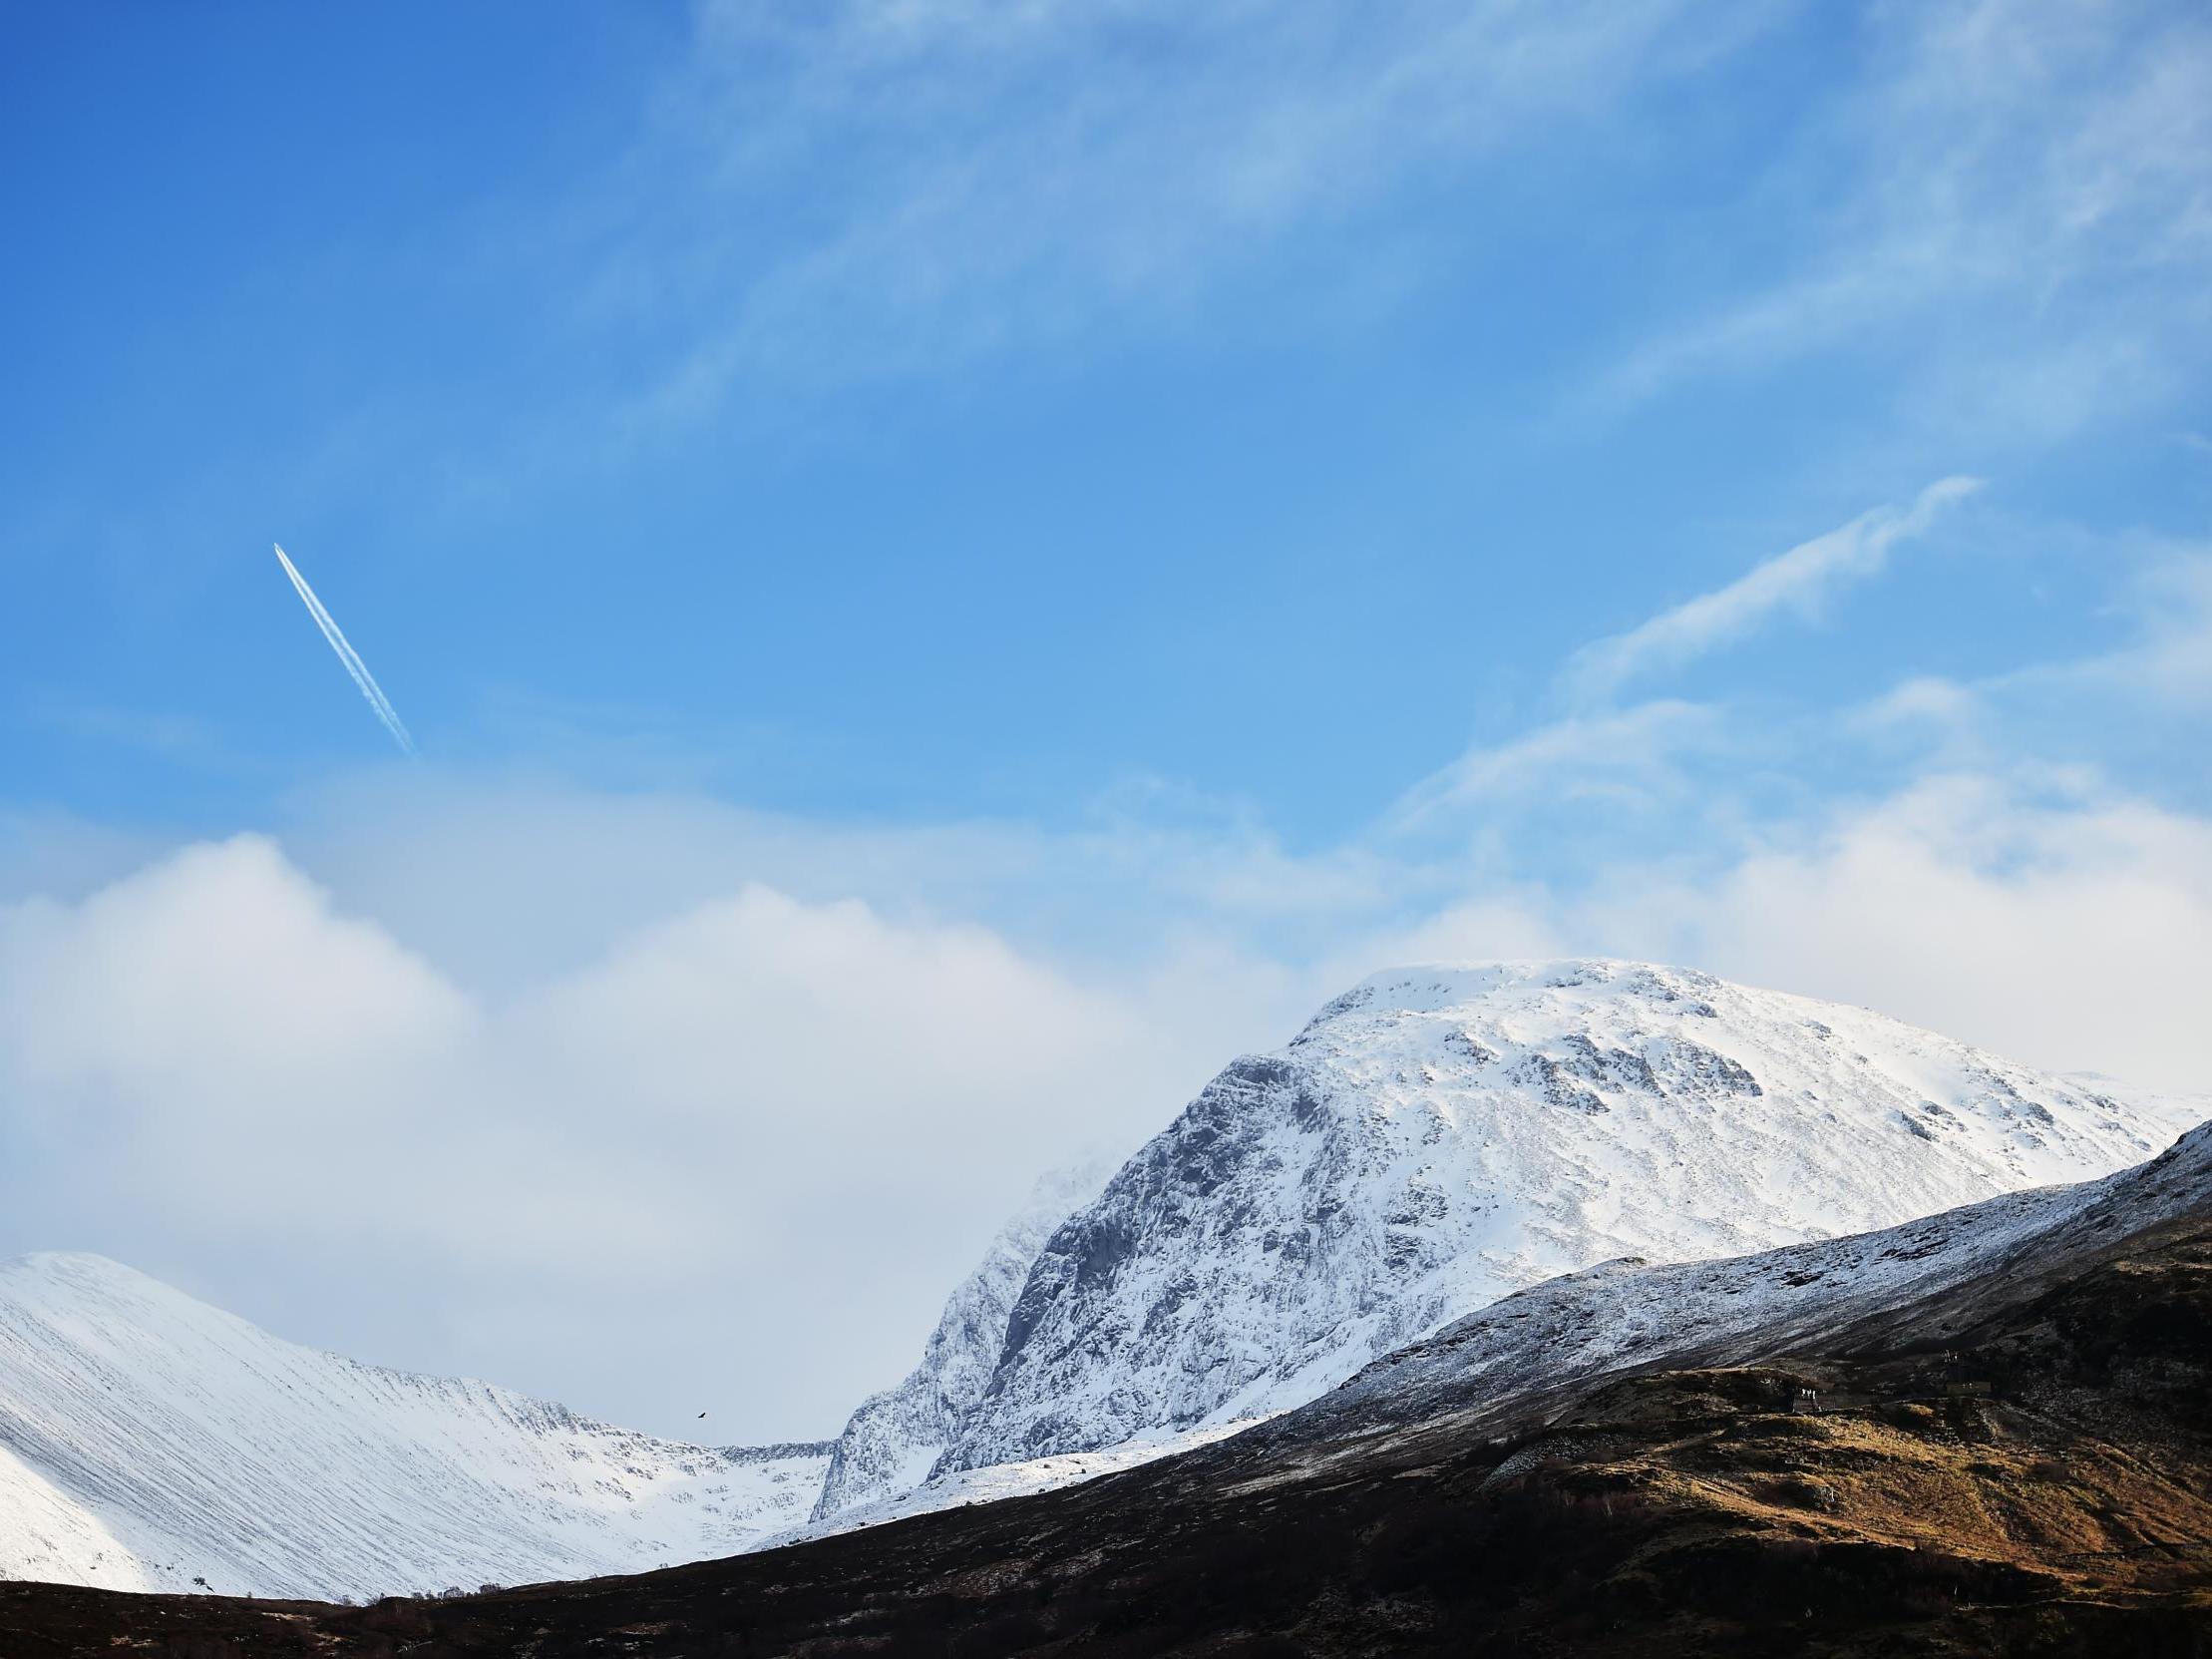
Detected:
left=3, top=1212, right=2207, bottom=1656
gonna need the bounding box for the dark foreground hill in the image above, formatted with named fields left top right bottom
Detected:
left=5, top=1134, right=2209, bottom=1657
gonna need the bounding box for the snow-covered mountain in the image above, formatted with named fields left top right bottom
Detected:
left=1288, top=1112, right=2212, bottom=1447
left=936, top=960, right=2199, bottom=1475
left=804, top=1115, right=2212, bottom=1560
left=780, top=1420, right=1253, bottom=1550
left=0, top=1254, right=828, bottom=1601
left=2, top=959, right=2201, bottom=1596
left=811, top=1156, right=1113, bottom=1520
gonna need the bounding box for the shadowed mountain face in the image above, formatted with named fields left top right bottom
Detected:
left=6, top=1127, right=2207, bottom=1657
left=810, top=1157, right=1115, bottom=1522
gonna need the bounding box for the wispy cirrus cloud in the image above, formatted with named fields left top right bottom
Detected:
left=603, top=0, right=1779, bottom=413
left=1598, top=0, right=2212, bottom=439
left=1390, top=480, right=1981, bottom=840
left=1562, top=477, right=1982, bottom=703
left=1389, top=699, right=1724, bottom=831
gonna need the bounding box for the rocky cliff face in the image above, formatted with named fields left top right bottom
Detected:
left=936, top=961, right=2197, bottom=1473
left=810, top=1158, right=1112, bottom=1519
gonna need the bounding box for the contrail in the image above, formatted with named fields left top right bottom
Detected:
left=272, top=544, right=416, bottom=756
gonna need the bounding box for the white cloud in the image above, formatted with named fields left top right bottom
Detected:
left=6, top=730, right=2211, bottom=1450
left=1840, top=542, right=2212, bottom=746
left=608, top=0, right=1772, bottom=409
left=1366, top=498, right=2212, bottom=1097
left=1600, top=0, right=2212, bottom=438
left=1389, top=699, right=1722, bottom=828
left=0, top=836, right=1281, bottom=1441
left=1355, top=770, right=2212, bottom=1095
left=1852, top=673, right=1983, bottom=732
left=1564, top=478, right=1982, bottom=702
left=1364, top=770, right=2212, bottom=1101
left=0, top=836, right=469, bottom=1109
left=0, top=808, right=170, bottom=906
left=2084, top=551, right=2212, bottom=706
left=1581, top=774, right=2212, bottom=1093
left=1334, top=889, right=1567, bottom=985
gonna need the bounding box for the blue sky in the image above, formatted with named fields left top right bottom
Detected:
left=2, top=1, right=2208, bottom=1439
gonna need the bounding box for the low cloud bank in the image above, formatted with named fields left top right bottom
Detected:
left=3, top=762, right=2207, bottom=1442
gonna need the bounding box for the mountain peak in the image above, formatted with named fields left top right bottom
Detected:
left=935, top=964, right=2196, bottom=1475
left=1291, top=960, right=1733, bottom=1042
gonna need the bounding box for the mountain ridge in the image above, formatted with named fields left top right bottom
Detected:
left=935, top=959, right=2196, bottom=1474
left=0, top=959, right=2199, bottom=1599
left=11, top=1110, right=2205, bottom=1655
left=0, top=1252, right=829, bottom=1601
left=810, top=1156, right=1115, bottom=1520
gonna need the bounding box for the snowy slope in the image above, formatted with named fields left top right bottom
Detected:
left=941, top=961, right=2200, bottom=1474
left=1290, top=1115, right=2212, bottom=1445
left=778, top=1420, right=1257, bottom=1550
left=811, top=1157, right=1112, bottom=1520
left=0, top=1254, right=829, bottom=1601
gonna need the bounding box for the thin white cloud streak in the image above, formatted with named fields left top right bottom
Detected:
left=2072, top=551, right=2212, bottom=709
left=648, top=0, right=2208, bottom=444
left=1596, top=0, right=2212, bottom=435
left=273, top=544, right=416, bottom=756
left=1394, top=480, right=1979, bottom=829
left=1564, top=477, right=1983, bottom=703
left=1842, top=542, right=2212, bottom=741
left=1389, top=700, right=1722, bottom=830
left=611, top=0, right=1774, bottom=413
